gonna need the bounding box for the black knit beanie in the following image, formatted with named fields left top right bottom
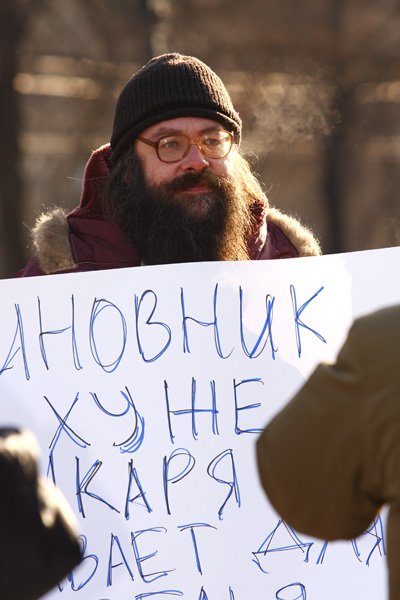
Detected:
left=110, top=53, right=242, bottom=161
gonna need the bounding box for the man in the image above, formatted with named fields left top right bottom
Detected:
left=256, top=304, right=400, bottom=600
left=17, top=53, right=320, bottom=277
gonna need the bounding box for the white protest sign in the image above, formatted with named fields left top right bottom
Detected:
left=0, top=246, right=399, bottom=600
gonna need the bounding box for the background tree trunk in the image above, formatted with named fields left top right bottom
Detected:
left=0, top=3, right=26, bottom=277
left=322, top=86, right=355, bottom=254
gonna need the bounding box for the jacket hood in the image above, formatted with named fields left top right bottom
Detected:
left=68, top=144, right=112, bottom=221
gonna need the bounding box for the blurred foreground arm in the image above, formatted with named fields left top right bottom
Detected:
left=256, top=305, right=400, bottom=598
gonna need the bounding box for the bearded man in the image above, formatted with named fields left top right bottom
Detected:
left=17, top=53, right=321, bottom=277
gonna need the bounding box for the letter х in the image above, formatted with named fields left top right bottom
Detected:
left=45, top=393, right=90, bottom=455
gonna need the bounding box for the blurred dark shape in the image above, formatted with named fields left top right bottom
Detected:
left=0, top=427, right=82, bottom=600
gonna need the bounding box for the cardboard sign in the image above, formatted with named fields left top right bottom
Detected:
left=1, top=247, right=399, bottom=599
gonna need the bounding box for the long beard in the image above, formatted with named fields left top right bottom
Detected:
left=111, top=169, right=253, bottom=265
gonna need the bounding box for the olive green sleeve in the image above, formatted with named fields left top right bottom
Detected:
left=256, top=317, right=383, bottom=540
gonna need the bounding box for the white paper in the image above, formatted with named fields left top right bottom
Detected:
left=0, top=247, right=398, bottom=600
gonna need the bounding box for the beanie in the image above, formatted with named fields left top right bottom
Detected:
left=110, top=53, right=242, bottom=161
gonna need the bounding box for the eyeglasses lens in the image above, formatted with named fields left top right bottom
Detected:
left=157, top=131, right=232, bottom=162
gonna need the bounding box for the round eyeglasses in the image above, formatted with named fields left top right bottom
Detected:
left=136, top=130, right=233, bottom=163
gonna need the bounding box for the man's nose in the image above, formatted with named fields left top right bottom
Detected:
left=180, top=143, right=210, bottom=172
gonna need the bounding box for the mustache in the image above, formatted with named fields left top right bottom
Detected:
left=160, top=171, right=224, bottom=194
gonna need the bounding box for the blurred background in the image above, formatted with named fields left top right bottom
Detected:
left=1, top=0, right=400, bottom=278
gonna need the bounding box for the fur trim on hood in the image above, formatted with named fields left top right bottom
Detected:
left=31, top=208, right=76, bottom=274
left=267, top=206, right=321, bottom=258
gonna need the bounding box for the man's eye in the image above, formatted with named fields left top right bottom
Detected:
left=203, top=137, right=221, bottom=147
left=159, top=137, right=183, bottom=150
